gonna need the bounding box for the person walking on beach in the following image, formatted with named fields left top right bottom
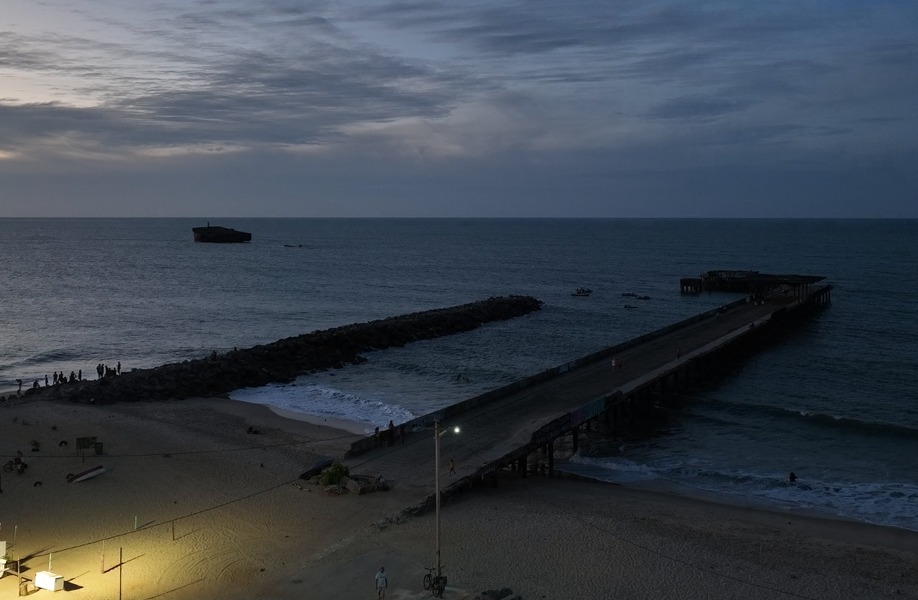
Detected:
left=375, top=566, right=388, bottom=599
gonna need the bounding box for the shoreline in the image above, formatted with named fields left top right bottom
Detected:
left=557, top=463, right=918, bottom=537
left=225, top=396, right=918, bottom=539
left=203, top=394, right=370, bottom=438
left=556, top=473, right=918, bottom=555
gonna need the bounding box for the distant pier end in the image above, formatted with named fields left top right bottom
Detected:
left=681, top=269, right=826, bottom=301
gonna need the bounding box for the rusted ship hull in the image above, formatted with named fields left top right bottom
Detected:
left=192, top=225, right=252, bottom=243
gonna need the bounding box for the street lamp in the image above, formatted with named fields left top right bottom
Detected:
left=434, top=420, right=460, bottom=586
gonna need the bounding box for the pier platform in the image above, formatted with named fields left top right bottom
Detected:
left=345, top=284, right=832, bottom=513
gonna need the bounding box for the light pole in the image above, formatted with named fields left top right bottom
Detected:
left=434, top=420, right=459, bottom=584
left=434, top=420, right=441, bottom=583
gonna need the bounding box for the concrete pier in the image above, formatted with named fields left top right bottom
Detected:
left=346, top=282, right=832, bottom=515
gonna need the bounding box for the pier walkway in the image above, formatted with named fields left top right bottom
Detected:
left=344, top=285, right=832, bottom=512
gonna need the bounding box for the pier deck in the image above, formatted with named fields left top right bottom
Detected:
left=344, top=285, right=831, bottom=511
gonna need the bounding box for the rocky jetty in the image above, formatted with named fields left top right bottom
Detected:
left=12, top=296, right=541, bottom=406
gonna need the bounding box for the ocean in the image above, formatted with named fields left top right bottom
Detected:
left=1, top=218, right=916, bottom=531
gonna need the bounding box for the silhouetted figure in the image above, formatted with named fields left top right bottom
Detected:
left=78, top=369, right=82, bottom=381
left=789, top=472, right=797, bottom=483
left=45, top=375, right=49, bottom=386
left=117, top=361, right=121, bottom=375
left=386, top=420, right=395, bottom=446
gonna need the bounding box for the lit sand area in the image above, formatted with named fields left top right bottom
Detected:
left=2, top=397, right=916, bottom=599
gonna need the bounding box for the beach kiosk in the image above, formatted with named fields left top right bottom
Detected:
left=35, top=571, right=65, bottom=591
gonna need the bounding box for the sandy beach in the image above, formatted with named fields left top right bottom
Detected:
left=1, top=396, right=916, bottom=600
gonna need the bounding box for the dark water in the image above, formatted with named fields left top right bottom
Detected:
left=1, top=218, right=915, bottom=530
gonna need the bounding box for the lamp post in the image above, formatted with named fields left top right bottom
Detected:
left=434, top=420, right=459, bottom=584
left=434, top=420, right=441, bottom=583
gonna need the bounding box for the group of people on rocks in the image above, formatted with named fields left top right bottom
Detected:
left=96, top=362, right=121, bottom=379
left=10, top=361, right=123, bottom=397
left=52, top=370, right=82, bottom=385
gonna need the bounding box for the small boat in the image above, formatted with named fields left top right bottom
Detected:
left=571, top=287, right=593, bottom=297
left=624, top=304, right=637, bottom=309
left=622, top=292, right=637, bottom=297
left=67, top=464, right=106, bottom=483
left=192, top=223, right=252, bottom=243
left=636, top=295, right=651, bottom=300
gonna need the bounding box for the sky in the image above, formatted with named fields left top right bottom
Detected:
left=1, top=0, right=916, bottom=218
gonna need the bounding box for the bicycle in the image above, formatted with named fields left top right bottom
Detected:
left=431, top=573, right=447, bottom=597
left=3, top=460, right=26, bottom=475
left=422, top=566, right=447, bottom=597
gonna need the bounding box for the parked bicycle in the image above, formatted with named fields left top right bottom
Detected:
left=422, top=566, right=447, bottom=597
left=3, top=459, right=27, bottom=475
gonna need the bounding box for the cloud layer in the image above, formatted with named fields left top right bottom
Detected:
left=1, top=0, right=916, bottom=217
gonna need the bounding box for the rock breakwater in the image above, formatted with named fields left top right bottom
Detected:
left=10, top=295, right=541, bottom=405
